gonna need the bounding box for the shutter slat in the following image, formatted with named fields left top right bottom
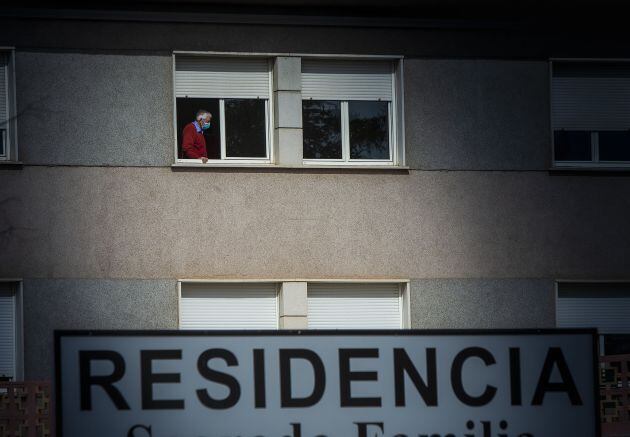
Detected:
left=175, top=56, right=270, bottom=99
left=0, top=292, right=15, bottom=378
left=302, top=60, right=393, bottom=101
left=552, top=65, right=630, bottom=131
left=180, top=283, right=277, bottom=330
left=307, top=283, right=401, bottom=329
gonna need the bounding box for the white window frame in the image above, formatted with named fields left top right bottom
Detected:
left=302, top=58, right=404, bottom=167
left=550, top=58, right=630, bottom=169
left=177, top=279, right=410, bottom=330
left=0, top=279, right=24, bottom=381
left=0, top=48, right=17, bottom=162
left=172, top=53, right=275, bottom=166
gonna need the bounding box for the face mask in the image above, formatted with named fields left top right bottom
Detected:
left=201, top=122, right=211, bottom=130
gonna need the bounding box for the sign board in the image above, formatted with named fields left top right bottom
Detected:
left=55, top=330, right=599, bottom=437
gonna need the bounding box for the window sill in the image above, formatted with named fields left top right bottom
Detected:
left=172, top=162, right=409, bottom=171
left=0, top=160, right=23, bottom=167
left=549, top=165, right=630, bottom=174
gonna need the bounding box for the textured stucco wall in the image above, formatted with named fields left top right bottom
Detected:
left=22, top=278, right=178, bottom=379
left=404, top=59, right=551, bottom=170
left=13, top=52, right=553, bottom=170
left=15, top=52, right=174, bottom=165
left=1, top=167, right=629, bottom=280
left=409, top=278, right=556, bottom=329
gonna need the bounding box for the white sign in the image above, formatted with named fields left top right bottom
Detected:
left=56, top=330, right=599, bottom=437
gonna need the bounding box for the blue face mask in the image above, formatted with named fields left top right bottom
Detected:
left=201, top=122, right=211, bottom=130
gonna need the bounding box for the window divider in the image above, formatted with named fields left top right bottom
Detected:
left=219, top=99, right=227, bottom=160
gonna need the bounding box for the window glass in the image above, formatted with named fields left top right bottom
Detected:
left=598, top=130, right=630, bottom=161
left=302, top=100, right=342, bottom=159
left=349, top=101, right=390, bottom=160
left=176, top=98, right=221, bottom=160
left=553, top=130, right=592, bottom=161
left=224, top=99, right=267, bottom=158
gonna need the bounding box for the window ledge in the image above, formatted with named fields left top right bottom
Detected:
left=549, top=166, right=630, bottom=174
left=0, top=161, right=23, bottom=167
left=172, top=163, right=409, bottom=171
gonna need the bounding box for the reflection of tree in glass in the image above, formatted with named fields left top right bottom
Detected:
left=303, top=100, right=342, bottom=159
left=225, top=99, right=266, bottom=157
left=349, top=101, right=389, bottom=160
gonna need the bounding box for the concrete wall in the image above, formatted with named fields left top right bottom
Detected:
left=1, top=167, right=629, bottom=279
left=13, top=52, right=552, bottom=170
left=15, top=52, right=174, bottom=166
left=410, top=278, right=556, bottom=329
left=22, top=278, right=178, bottom=379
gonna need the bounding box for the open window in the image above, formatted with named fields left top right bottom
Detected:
left=174, top=55, right=272, bottom=164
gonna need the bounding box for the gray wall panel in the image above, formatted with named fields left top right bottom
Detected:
left=404, top=60, right=551, bottom=170
left=22, top=278, right=177, bottom=380
left=409, top=278, right=556, bottom=329
left=1, top=167, right=629, bottom=280
left=15, top=52, right=174, bottom=166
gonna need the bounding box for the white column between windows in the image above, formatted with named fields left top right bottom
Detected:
left=273, top=57, right=303, bottom=165
left=279, top=281, right=308, bottom=329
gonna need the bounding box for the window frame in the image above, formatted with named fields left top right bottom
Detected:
left=0, top=279, right=24, bottom=381
left=172, top=53, right=275, bottom=166
left=550, top=58, right=630, bottom=169
left=0, top=48, right=17, bottom=162
left=301, top=58, right=403, bottom=167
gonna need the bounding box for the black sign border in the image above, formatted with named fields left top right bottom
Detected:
left=55, top=328, right=601, bottom=437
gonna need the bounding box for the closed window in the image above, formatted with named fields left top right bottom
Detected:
left=179, top=282, right=278, bottom=329
left=0, top=50, right=16, bottom=161
left=301, top=60, right=400, bottom=165
left=307, top=283, right=404, bottom=329
left=0, top=282, right=21, bottom=381
left=174, top=56, right=272, bottom=163
left=552, top=61, right=630, bottom=167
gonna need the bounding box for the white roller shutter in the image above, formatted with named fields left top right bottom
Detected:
left=557, top=284, right=630, bottom=334
left=552, top=63, right=630, bottom=131
left=302, top=60, right=393, bottom=101
left=175, top=56, right=270, bottom=99
left=0, top=288, right=16, bottom=379
left=180, top=283, right=278, bottom=329
left=307, top=283, right=401, bottom=329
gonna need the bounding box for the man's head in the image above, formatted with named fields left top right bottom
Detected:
left=196, top=109, right=212, bottom=130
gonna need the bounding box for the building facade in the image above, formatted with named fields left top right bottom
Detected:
left=0, top=2, right=629, bottom=409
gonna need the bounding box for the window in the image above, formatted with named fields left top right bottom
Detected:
left=307, top=282, right=406, bottom=329
left=174, top=56, right=272, bottom=163
left=301, top=59, right=402, bottom=165
left=552, top=61, right=630, bottom=168
left=0, top=49, right=16, bottom=162
left=179, top=282, right=278, bottom=329
left=0, top=281, right=22, bottom=381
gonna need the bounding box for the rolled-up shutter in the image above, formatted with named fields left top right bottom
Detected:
left=557, top=283, right=630, bottom=334
left=307, top=283, right=401, bottom=329
left=552, top=62, right=630, bottom=131
left=0, top=53, right=8, bottom=155
left=0, top=287, right=15, bottom=379
left=180, top=283, right=278, bottom=329
left=175, top=56, right=270, bottom=99
left=301, top=60, right=393, bottom=101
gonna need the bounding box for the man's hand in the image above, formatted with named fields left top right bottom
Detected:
left=201, top=157, right=208, bottom=164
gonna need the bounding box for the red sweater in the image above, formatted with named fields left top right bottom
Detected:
left=181, top=122, right=207, bottom=159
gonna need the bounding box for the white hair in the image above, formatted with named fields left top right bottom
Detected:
left=196, top=111, right=211, bottom=121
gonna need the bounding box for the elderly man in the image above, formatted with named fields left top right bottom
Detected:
left=182, top=109, right=212, bottom=163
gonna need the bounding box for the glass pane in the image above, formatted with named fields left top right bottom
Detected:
left=303, top=100, right=342, bottom=160
left=225, top=99, right=267, bottom=158
left=554, top=130, right=592, bottom=161
left=349, top=101, right=390, bottom=160
left=604, top=334, right=630, bottom=355
left=0, top=129, right=5, bottom=157
left=176, top=98, right=221, bottom=160
left=598, top=131, right=630, bottom=161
